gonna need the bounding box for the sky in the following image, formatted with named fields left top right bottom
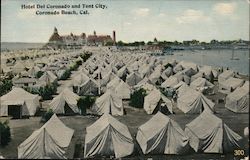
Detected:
left=1, top=0, right=249, bottom=43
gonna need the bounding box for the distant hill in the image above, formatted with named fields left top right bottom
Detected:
left=1, top=42, right=45, bottom=51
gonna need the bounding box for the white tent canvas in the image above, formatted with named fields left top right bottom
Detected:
left=144, top=89, right=173, bottom=114
left=114, top=80, right=131, bottom=99
left=174, top=61, right=198, bottom=73
left=106, top=76, right=122, bottom=89
left=161, top=67, right=173, bottom=80
left=190, top=77, right=214, bottom=93
left=219, top=77, right=244, bottom=94
left=117, top=66, right=129, bottom=78
left=134, top=81, right=155, bottom=94
left=84, top=114, right=134, bottom=158
left=39, top=71, right=57, bottom=85
left=101, top=71, right=118, bottom=87
left=177, top=89, right=214, bottom=114
left=137, top=112, right=189, bottom=154
left=12, top=61, right=26, bottom=74
left=185, top=112, right=242, bottom=153
left=92, top=90, right=124, bottom=115
left=49, top=88, right=80, bottom=114
left=0, top=87, right=40, bottom=117
left=218, top=70, right=234, bottom=84
left=199, top=65, right=218, bottom=80
left=139, top=64, right=153, bottom=78
left=225, top=86, right=249, bottom=113
left=148, top=69, right=162, bottom=84
left=191, top=72, right=204, bottom=82
left=27, top=66, right=41, bottom=78
left=72, top=72, right=90, bottom=86
left=126, top=72, right=143, bottom=86
left=18, top=114, right=74, bottom=159
left=77, top=78, right=99, bottom=96
left=161, top=76, right=179, bottom=88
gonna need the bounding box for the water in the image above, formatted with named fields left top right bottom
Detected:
left=162, top=49, right=249, bottom=75
left=1, top=42, right=45, bottom=51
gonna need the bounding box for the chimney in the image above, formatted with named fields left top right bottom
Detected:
left=113, top=30, right=116, bottom=45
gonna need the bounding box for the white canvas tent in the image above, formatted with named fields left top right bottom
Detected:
left=225, top=86, right=249, bottom=113
left=218, top=70, right=234, bottom=84
left=117, top=66, right=129, bottom=78
left=144, top=89, right=173, bottom=114
left=137, top=112, right=189, bottom=154
left=185, top=111, right=242, bottom=153
left=84, top=114, right=134, bottom=158
left=241, top=80, right=249, bottom=90
left=72, top=72, right=90, bottom=86
left=190, top=77, right=214, bottom=93
left=114, top=80, right=131, bottom=99
left=174, top=61, right=198, bottom=73
left=92, top=90, right=124, bottom=115
left=161, top=76, right=179, bottom=88
left=173, top=71, right=191, bottom=84
left=139, top=64, right=153, bottom=78
left=27, top=66, right=41, bottom=78
left=39, top=71, right=57, bottom=85
left=177, top=89, right=214, bottom=114
left=126, top=72, right=143, bottom=86
left=133, top=81, right=155, bottom=94
left=106, top=76, right=122, bottom=89
left=191, top=72, right=204, bottom=82
left=77, top=78, right=99, bottom=96
left=176, top=83, right=191, bottom=97
left=219, top=77, right=244, bottom=94
left=148, top=69, right=162, bottom=84
left=0, top=87, right=40, bottom=117
left=199, top=65, right=218, bottom=80
left=12, top=61, right=26, bottom=74
left=101, top=71, right=118, bottom=87
left=161, top=67, right=173, bottom=80
left=18, top=114, right=74, bottom=159
left=49, top=88, right=80, bottom=114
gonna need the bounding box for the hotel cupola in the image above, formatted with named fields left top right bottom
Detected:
left=48, top=27, right=63, bottom=42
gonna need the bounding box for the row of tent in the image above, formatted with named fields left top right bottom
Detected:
left=0, top=76, right=248, bottom=118
left=35, top=85, right=214, bottom=116
left=2, top=49, right=246, bottom=99
left=18, top=112, right=243, bottom=159
left=1, top=50, right=249, bottom=117
left=1, top=49, right=80, bottom=75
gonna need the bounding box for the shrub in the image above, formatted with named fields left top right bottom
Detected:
left=60, top=69, right=71, bottom=80
left=129, top=88, right=147, bottom=108
left=69, top=63, right=79, bottom=71
left=76, top=60, right=82, bottom=66
left=80, top=52, right=92, bottom=62
left=0, top=80, right=13, bottom=96
left=121, top=74, right=127, bottom=82
left=39, top=83, right=57, bottom=100
left=6, top=59, right=11, bottom=63
left=41, top=109, right=54, bottom=123
left=0, top=120, right=11, bottom=146
left=77, top=96, right=96, bottom=115
left=164, top=63, right=173, bottom=69
left=35, top=71, right=44, bottom=78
